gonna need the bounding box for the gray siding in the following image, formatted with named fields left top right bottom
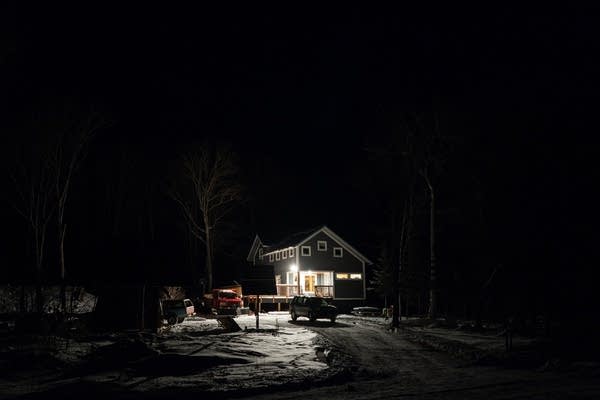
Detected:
left=262, top=248, right=296, bottom=284
left=297, top=232, right=362, bottom=273
left=335, top=280, right=364, bottom=299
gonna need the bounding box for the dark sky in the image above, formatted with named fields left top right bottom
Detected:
left=2, top=4, right=599, bottom=289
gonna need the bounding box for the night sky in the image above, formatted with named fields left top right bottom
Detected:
left=1, top=4, right=599, bottom=315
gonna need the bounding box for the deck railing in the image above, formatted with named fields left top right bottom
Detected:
left=315, top=285, right=334, bottom=298
left=276, top=284, right=299, bottom=297
left=275, top=284, right=333, bottom=297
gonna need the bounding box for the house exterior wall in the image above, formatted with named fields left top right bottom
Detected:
left=249, top=228, right=368, bottom=300
left=298, top=232, right=363, bottom=273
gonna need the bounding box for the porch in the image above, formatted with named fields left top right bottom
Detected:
left=243, top=284, right=334, bottom=311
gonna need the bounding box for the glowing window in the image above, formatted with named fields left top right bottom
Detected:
left=335, top=273, right=362, bottom=280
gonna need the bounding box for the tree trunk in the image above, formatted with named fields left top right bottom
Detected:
left=59, top=223, right=67, bottom=315
left=35, top=227, right=46, bottom=314
left=204, top=214, right=213, bottom=292
left=426, top=177, right=436, bottom=319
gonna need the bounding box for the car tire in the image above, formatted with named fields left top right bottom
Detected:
left=309, top=312, right=316, bottom=322
left=291, top=311, right=298, bottom=321
left=167, top=315, right=177, bottom=325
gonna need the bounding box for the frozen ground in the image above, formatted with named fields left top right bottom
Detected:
left=0, top=313, right=334, bottom=399
left=2, top=312, right=600, bottom=399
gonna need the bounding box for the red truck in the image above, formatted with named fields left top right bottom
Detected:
left=210, top=289, right=243, bottom=315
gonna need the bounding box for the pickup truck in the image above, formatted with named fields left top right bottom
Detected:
left=161, top=298, right=195, bottom=325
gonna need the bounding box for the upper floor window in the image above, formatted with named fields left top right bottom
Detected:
left=282, top=249, right=288, bottom=259
left=317, top=240, right=327, bottom=251
left=289, top=248, right=295, bottom=257
left=333, top=247, right=343, bottom=258
left=301, top=246, right=311, bottom=256
left=276, top=251, right=281, bottom=261
left=269, top=253, right=274, bottom=262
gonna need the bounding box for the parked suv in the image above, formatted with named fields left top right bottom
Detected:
left=289, top=296, right=337, bottom=323
left=161, top=298, right=195, bottom=325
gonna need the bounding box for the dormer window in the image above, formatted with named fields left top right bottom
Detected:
left=301, top=246, right=311, bottom=256
left=333, top=247, right=343, bottom=258
left=317, top=240, right=327, bottom=251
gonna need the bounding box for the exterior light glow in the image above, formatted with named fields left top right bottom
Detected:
left=290, top=263, right=298, bottom=272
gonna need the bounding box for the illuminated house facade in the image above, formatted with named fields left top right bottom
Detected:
left=246, top=226, right=372, bottom=302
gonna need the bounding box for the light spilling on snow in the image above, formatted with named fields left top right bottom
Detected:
left=0, top=313, right=329, bottom=397
left=146, top=314, right=327, bottom=392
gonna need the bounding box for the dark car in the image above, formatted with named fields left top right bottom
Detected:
left=289, top=296, right=338, bottom=323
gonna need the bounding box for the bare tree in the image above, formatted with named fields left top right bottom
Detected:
left=367, top=111, right=448, bottom=321
left=8, top=142, right=55, bottom=314
left=404, top=112, right=448, bottom=319
left=366, top=129, right=417, bottom=328
left=49, top=106, right=105, bottom=314
left=169, top=143, right=243, bottom=292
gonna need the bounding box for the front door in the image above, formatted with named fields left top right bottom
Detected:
left=304, top=275, right=315, bottom=293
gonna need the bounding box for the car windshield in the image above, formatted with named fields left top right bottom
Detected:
left=219, top=291, right=238, bottom=299
left=309, top=298, right=329, bottom=306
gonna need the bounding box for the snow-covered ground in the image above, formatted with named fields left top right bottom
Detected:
left=0, top=312, right=332, bottom=398
left=2, top=312, right=600, bottom=399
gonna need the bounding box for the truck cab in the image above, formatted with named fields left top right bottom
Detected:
left=212, top=289, right=242, bottom=315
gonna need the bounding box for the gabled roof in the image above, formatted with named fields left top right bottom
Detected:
left=258, top=225, right=373, bottom=265
left=246, top=235, right=263, bottom=262
left=264, top=226, right=322, bottom=251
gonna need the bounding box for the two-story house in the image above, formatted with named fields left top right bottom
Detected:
left=246, top=226, right=372, bottom=309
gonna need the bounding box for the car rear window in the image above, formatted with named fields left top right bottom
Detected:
left=164, top=300, right=184, bottom=308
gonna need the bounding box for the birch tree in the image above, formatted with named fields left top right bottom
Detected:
left=169, top=143, right=243, bottom=292
left=9, top=140, right=55, bottom=314
left=49, top=107, right=105, bottom=314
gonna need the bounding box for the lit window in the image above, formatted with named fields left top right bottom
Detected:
left=333, top=247, right=343, bottom=258
left=289, top=248, right=295, bottom=257
left=301, top=246, right=311, bottom=256
left=282, top=249, right=287, bottom=259
left=269, top=254, right=274, bottom=262
left=276, top=251, right=281, bottom=261
left=317, top=240, right=327, bottom=251
left=335, top=273, right=361, bottom=280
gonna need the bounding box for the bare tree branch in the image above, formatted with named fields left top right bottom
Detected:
left=168, top=142, right=243, bottom=291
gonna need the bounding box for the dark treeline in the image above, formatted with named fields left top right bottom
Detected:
left=1, top=4, right=598, bottom=348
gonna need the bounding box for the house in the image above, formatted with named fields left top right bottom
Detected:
left=246, top=226, right=373, bottom=310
